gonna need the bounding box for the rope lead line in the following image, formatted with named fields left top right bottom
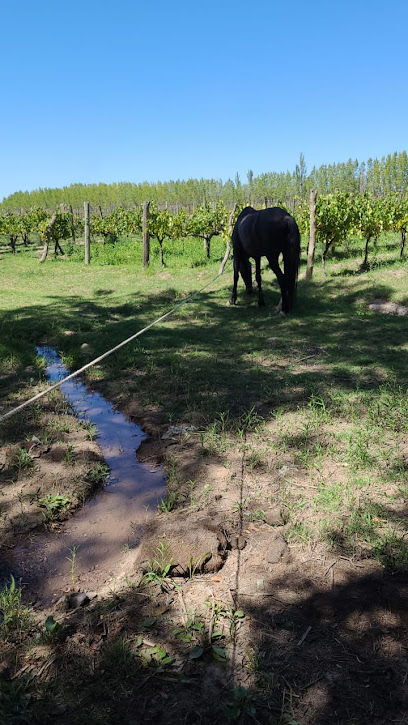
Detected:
left=0, top=264, right=230, bottom=424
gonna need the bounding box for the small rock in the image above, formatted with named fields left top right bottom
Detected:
left=67, top=592, right=90, bottom=609
left=267, top=532, right=291, bottom=564
left=264, top=508, right=284, bottom=526
left=162, top=425, right=198, bottom=440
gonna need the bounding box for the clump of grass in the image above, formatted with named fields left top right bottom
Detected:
left=86, top=462, right=109, bottom=487
left=0, top=575, right=31, bottom=637
left=158, top=491, right=179, bottom=512
left=139, top=541, right=173, bottom=587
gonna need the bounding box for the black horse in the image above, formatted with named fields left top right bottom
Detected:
left=229, top=206, right=301, bottom=314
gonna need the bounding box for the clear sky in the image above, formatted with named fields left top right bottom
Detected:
left=1, top=0, right=407, bottom=201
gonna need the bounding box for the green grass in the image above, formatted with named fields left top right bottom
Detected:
left=1, top=232, right=408, bottom=576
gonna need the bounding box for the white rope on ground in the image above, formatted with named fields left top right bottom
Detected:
left=0, top=263, right=231, bottom=424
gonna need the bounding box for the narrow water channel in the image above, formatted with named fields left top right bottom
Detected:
left=10, top=346, right=166, bottom=604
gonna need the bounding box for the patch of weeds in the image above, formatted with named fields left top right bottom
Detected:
left=344, top=501, right=387, bottom=545
left=246, top=509, right=267, bottom=524
left=14, top=447, right=33, bottom=471
left=166, top=455, right=180, bottom=488
left=187, top=551, right=211, bottom=578
left=173, top=614, right=205, bottom=643
left=345, top=428, right=376, bottom=470
left=139, top=541, right=173, bottom=588
left=46, top=419, right=70, bottom=435
left=81, top=420, right=99, bottom=440
left=0, top=678, right=33, bottom=725
left=286, top=521, right=313, bottom=544
left=238, top=406, right=264, bottom=433
left=199, top=482, right=214, bottom=505
left=223, top=605, right=245, bottom=636
left=158, top=491, right=179, bottom=513
left=135, top=639, right=174, bottom=672
left=39, top=494, right=70, bottom=519
left=64, top=443, right=75, bottom=465
left=245, top=650, right=280, bottom=692
left=374, top=530, right=408, bottom=570
left=246, top=449, right=266, bottom=470
left=40, top=614, right=66, bottom=643
left=100, top=637, right=141, bottom=680
left=307, top=393, right=332, bottom=424
left=232, top=496, right=252, bottom=516
left=367, top=384, right=408, bottom=433
left=86, top=462, right=109, bottom=488
left=0, top=575, right=31, bottom=637
left=223, top=686, right=258, bottom=722
left=315, top=481, right=345, bottom=514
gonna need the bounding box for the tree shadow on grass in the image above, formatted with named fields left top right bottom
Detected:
left=1, top=276, right=408, bottom=427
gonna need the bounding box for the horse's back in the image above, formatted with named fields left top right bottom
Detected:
left=237, top=206, right=294, bottom=256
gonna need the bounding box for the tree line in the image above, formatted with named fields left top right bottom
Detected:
left=1, top=151, right=408, bottom=212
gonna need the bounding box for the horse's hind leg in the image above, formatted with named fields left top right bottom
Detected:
left=228, top=257, right=240, bottom=305
left=255, top=258, right=265, bottom=306
left=267, top=255, right=288, bottom=313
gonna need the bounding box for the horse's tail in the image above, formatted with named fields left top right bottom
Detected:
left=283, top=215, right=301, bottom=311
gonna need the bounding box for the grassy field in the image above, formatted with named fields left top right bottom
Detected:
left=1, top=232, right=408, bottom=724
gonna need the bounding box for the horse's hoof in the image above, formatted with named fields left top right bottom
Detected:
left=227, top=299, right=236, bottom=306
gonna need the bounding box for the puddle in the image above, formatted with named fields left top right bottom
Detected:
left=8, top=346, right=166, bottom=604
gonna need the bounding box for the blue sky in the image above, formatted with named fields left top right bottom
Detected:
left=1, top=0, right=407, bottom=201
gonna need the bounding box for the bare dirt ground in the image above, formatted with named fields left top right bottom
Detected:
left=2, top=380, right=408, bottom=724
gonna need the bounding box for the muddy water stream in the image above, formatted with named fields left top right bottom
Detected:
left=10, top=346, right=166, bottom=605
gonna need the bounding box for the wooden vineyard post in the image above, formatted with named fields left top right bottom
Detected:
left=84, top=201, right=90, bottom=265
left=143, top=201, right=150, bottom=267
left=68, top=204, right=76, bottom=243
left=306, top=189, right=317, bottom=280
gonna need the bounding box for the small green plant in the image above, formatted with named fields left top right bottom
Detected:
left=0, top=575, right=30, bottom=636
left=232, top=496, right=251, bottom=515
left=41, top=615, right=65, bottom=642
left=158, top=491, right=179, bottom=512
left=64, top=443, right=75, bottom=465
left=173, top=614, right=205, bottom=643
left=135, top=641, right=174, bottom=671
left=139, top=541, right=173, bottom=587
left=15, top=447, right=33, bottom=471
left=86, top=462, right=109, bottom=487
left=187, top=551, right=211, bottom=579
left=81, top=420, right=99, bottom=440
left=223, top=686, right=258, bottom=722
left=223, top=606, right=245, bottom=636
left=188, top=479, right=197, bottom=507
left=39, top=494, right=70, bottom=519
left=66, top=544, right=79, bottom=585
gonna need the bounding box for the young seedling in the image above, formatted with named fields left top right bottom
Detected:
left=66, top=544, right=79, bottom=585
